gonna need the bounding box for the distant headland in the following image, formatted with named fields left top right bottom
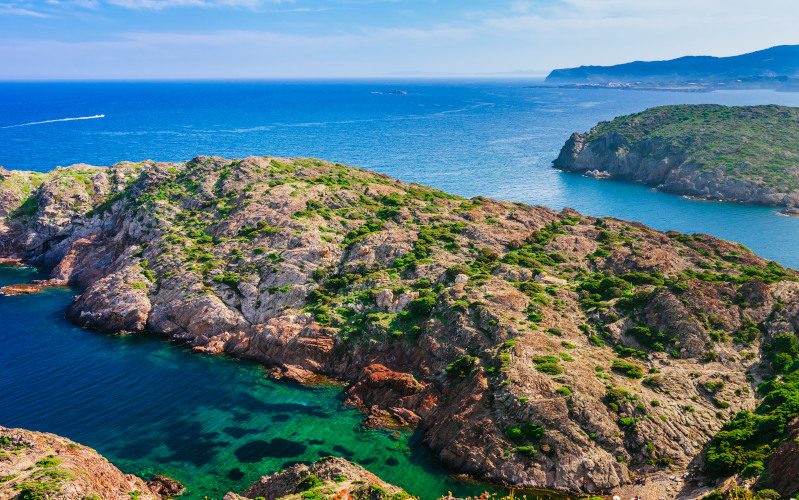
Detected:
left=543, top=45, right=799, bottom=92
left=554, top=104, right=799, bottom=209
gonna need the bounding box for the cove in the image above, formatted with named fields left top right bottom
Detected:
left=0, top=264, right=503, bottom=500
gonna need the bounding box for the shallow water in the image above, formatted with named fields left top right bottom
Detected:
left=0, top=265, right=507, bottom=500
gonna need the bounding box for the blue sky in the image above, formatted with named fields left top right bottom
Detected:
left=1, top=0, right=798, bottom=79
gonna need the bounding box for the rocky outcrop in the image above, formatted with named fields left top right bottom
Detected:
left=765, top=417, right=799, bottom=496
left=2, top=156, right=799, bottom=496
left=553, top=105, right=799, bottom=206
left=233, top=456, right=409, bottom=500
left=0, top=425, right=163, bottom=500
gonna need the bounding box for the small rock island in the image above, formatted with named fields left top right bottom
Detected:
left=554, top=104, right=799, bottom=207
left=2, top=156, right=799, bottom=499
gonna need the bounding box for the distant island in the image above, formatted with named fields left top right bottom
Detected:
left=554, top=104, right=799, bottom=208
left=544, top=44, right=799, bottom=91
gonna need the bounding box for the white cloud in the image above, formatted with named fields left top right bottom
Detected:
left=0, top=2, right=51, bottom=16
left=509, top=1, right=532, bottom=13
left=105, top=0, right=289, bottom=9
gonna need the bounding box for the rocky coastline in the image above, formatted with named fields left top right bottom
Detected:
left=553, top=105, right=799, bottom=207
left=2, top=156, right=799, bottom=498
left=0, top=425, right=177, bottom=500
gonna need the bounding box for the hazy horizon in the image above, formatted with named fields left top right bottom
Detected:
left=1, top=0, right=798, bottom=80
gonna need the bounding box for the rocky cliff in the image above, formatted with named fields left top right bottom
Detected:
left=2, top=156, right=799, bottom=498
left=553, top=105, right=799, bottom=206
left=0, top=425, right=179, bottom=500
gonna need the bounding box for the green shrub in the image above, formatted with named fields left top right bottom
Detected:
left=35, top=456, right=61, bottom=468
left=773, top=352, right=794, bottom=373
left=446, top=356, right=477, bottom=379
left=409, top=295, right=436, bottom=316
left=514, top=446, right=537, bottom=456
left=445, top=264, right=471, bottom=281
left=588, top=335, right=605, bottom=346
left=626, top=325, right=670, bottom=351
left=612, top=360, right=643, bottom=378
left=535, top=363, right=562, bottom=375
left=297, top=474, right=323, bottom=491
left=521, top=423, right=545, bottom=441
left=672, top=282, right=690, bottom=294
left=505, top=427, right=522, bottom=441
left=741, top=461, right=764, bottom=478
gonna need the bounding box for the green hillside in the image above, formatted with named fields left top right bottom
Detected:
left=587, top=104, right=799, bottom=190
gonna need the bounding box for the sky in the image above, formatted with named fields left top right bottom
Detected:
left=1, top=0, right=798, bottom=80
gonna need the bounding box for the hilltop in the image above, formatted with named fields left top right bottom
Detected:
left=553, top=104, right=799, bottom=206
left=545, top=45, right=799, bottom=89
left=1, top=156, right=799, bottom=498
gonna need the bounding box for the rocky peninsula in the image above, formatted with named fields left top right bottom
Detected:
left=0, top=425, right=180, bottom=500
left=2, top=156, right=799, bottom=499
left=553, top=104, right=799, bottom=207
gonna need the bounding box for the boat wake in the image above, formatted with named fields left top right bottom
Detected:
left=2, top=114, right=105, bottom=129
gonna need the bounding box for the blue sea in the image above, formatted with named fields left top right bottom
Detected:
left=2, top=80, right=799, bottom=498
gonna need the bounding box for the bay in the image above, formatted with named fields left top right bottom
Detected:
left=0, top=265, right=500, bottom=500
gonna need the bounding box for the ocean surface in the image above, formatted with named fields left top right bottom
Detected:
left=2, top=80, right=799, bottom=498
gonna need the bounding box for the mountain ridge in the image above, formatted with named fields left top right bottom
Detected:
left=545, top=45, right=799, bottom=84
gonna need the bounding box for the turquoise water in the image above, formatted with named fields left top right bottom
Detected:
left=0, top=265, right=498, bottom=499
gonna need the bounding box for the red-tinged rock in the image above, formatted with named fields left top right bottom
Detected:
left=0, top=425, right=161, bottom=500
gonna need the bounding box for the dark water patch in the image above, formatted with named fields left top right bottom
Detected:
left=332, top=445, right=355, bottom=457
left=223, top=427, right=259, bottom=439
left=234, top=440, right=271, bottom=463
left=227, top=468, right=245, bottom=481
left=268, top=438, right=308, bottom=458
left=358, top=457, right=378, bottom=466
left=272, top=414, right=290, bottom=422
left=308, top=439, right=324, bottom=445
left=386, top=457, right=399, bottom=466
left=235, top=438, right=308, bottom=463
left=231, top=411, right=252, bottom=423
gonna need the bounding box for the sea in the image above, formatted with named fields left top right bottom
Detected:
left=2, top=80, right=799, bottom=499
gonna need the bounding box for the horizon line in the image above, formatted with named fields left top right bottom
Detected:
left=0, top=74, right=550, bottom=84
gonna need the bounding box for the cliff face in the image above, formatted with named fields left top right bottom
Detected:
left=0, top=425, right=163, bottom=500
left=2, top=156, right=799, bottom=497
left=553, top=105, right=799, bottom=207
